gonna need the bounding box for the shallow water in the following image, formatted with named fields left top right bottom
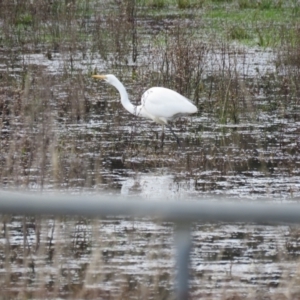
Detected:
left=1, top=215, right=300, bottom=299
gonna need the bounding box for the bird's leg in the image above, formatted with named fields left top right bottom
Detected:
left=166, top=124, right=181, bottom=146
left=160, top=125, right=165, bottom=148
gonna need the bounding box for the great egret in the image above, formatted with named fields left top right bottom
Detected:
left=92, top=74, right=198, bottom=146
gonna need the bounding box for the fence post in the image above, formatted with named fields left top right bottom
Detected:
left=174, top=222, right=191, bottom=300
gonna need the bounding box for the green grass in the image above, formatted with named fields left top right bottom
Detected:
left=137, top=0, right=204, bottom=8
left=203, top=4, right=298, bottom=46
left=238, top=0, right=283, bottom=9
left=138, top=0, right=298, bottom=47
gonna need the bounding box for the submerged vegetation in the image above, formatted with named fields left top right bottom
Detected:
left=0, top=0, right=300, bottom=298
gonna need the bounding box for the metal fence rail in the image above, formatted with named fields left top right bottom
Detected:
left=1, top=190, right=300, bottom=299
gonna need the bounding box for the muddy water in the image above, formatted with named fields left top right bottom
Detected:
left=2, top=215, right=300, bottom=299
left=1, top=4, right=300, bottom=299
left=1, top=52, right=299, bottom=298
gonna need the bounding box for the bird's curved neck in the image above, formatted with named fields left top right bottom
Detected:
left=112, top=78, right=137, bottom=116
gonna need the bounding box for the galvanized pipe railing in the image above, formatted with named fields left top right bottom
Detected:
left=1, top=191, right=300, bottom=299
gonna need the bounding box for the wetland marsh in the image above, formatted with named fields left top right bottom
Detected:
left=0, top=0, right=300, bottom=298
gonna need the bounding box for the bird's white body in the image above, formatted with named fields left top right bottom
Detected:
left=138, top=87, right=197, bottom=125
left=92, top=74, right=198, bottom=125
left=92, top=74, right=198, bottom=145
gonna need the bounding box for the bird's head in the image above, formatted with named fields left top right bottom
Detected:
left=92, top=74, right=117, bottom=85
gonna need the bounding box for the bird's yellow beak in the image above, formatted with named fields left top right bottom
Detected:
left=92, top=74, right=106, bottom=80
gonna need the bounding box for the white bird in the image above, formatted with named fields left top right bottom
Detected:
left=92, top=74, right=198, bottom=146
